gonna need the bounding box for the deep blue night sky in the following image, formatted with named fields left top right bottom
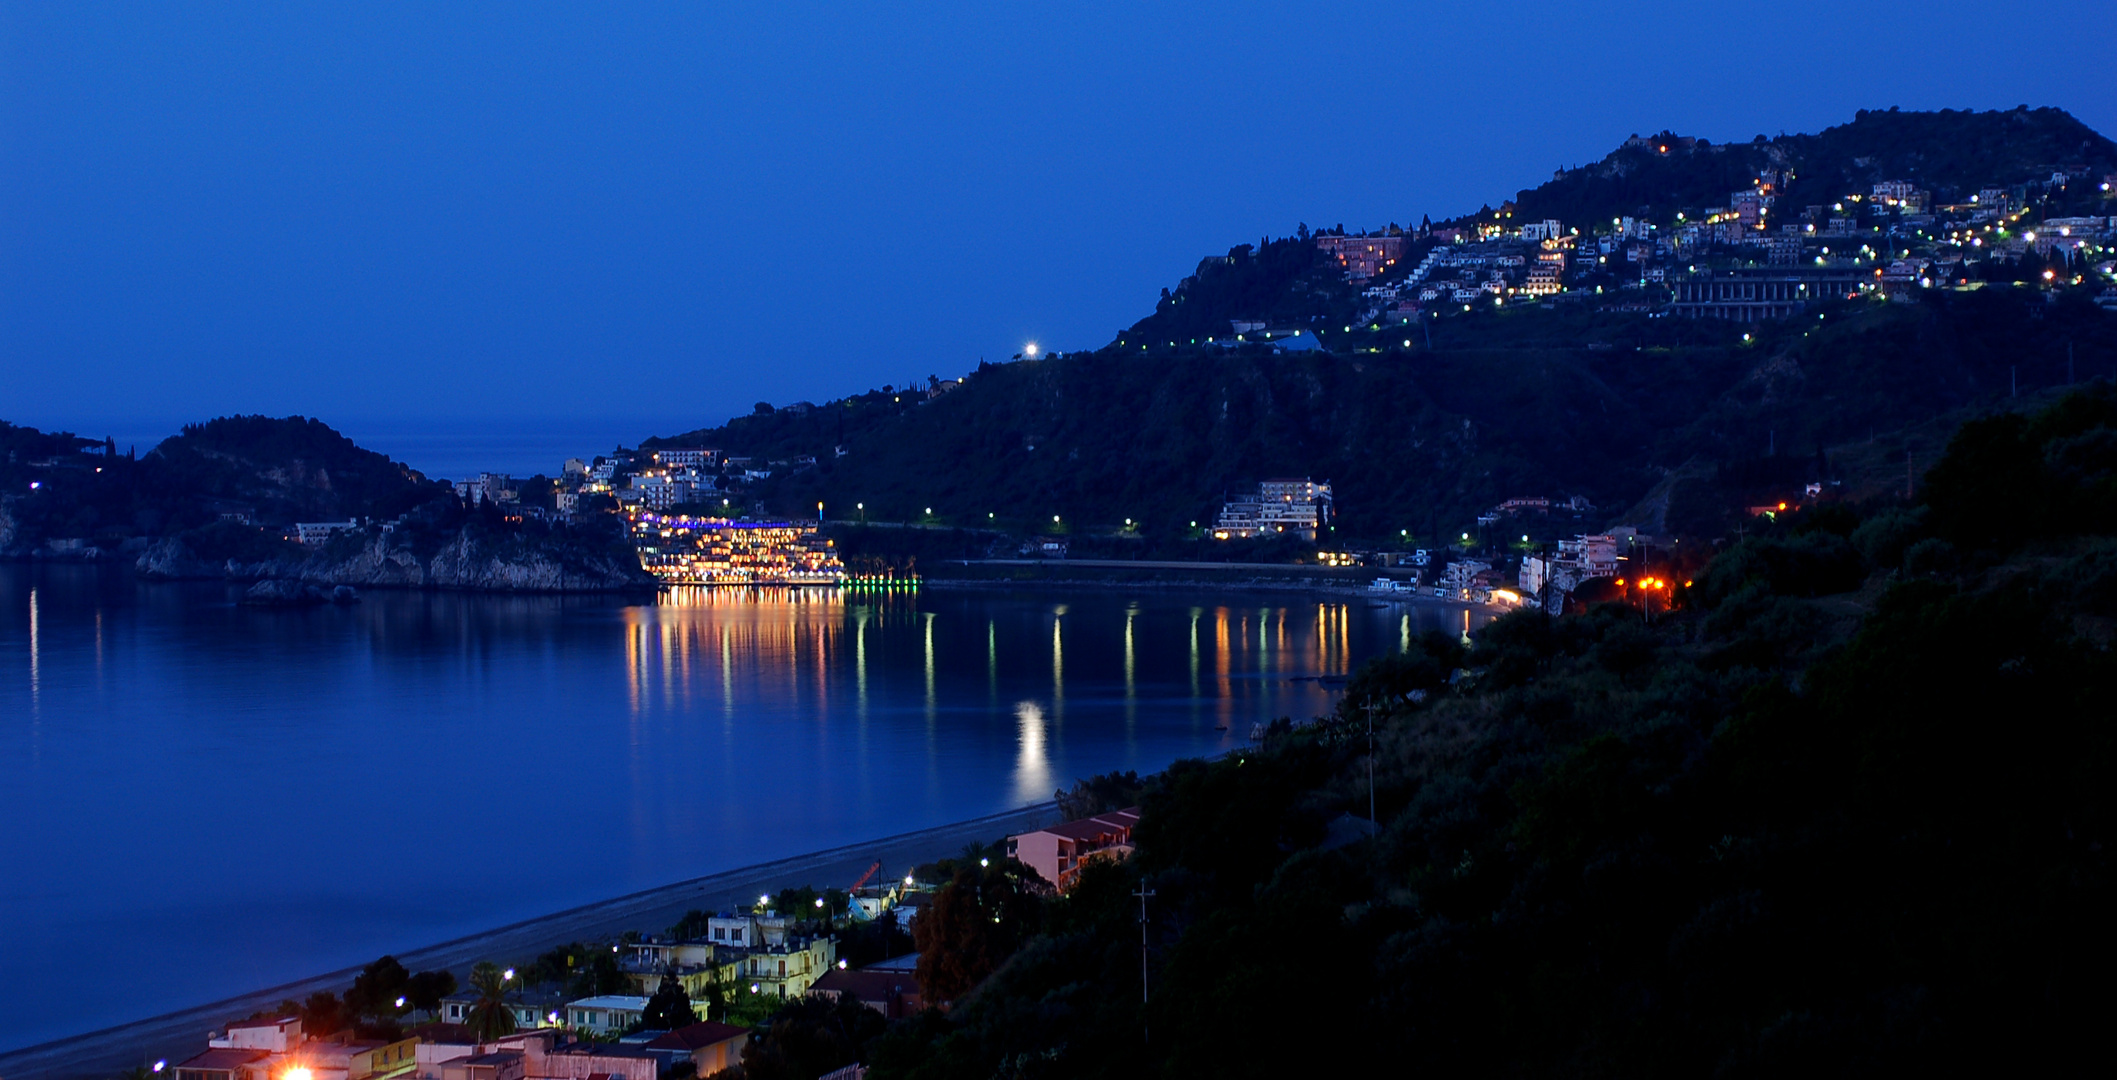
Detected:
left=5, top=2, right=2114, bottom=454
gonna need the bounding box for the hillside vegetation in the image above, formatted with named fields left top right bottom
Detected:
left=830, top=381, right=2117, bottom=1079
left=1516, top=106, right=2117, bottom=228
left=656, top=286, right=2115, bottom=544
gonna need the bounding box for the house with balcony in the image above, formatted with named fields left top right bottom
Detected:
left=736, top=935, right=838, bottom=999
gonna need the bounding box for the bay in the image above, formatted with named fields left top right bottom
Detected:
left=0, top=565, right=1488, bottom=1051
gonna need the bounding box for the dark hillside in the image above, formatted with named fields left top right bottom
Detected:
left=1514, top=106, right=2117, bottom=227
left=140, top=415, right=448, bottom=529
left=660, top=286, right=2116, bottom=544
left=1113, top=234, right=1373, bottom=349
left=860, top=384, right=2117, bottom=1079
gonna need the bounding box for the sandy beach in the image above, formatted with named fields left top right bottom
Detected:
left=0, top=802, right=1059, bottom=1080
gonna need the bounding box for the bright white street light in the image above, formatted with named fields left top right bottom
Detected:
left=1024, top=343, right=1040, bottom=357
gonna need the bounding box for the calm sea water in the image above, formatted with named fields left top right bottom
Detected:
left=0, top=566, right=1486, bottom=1051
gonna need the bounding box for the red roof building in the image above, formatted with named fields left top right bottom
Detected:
left=808, top=968, right=925, bottom=1019
left=1007, top=808, right=1141, bottom=892
left=643, top=1021, right=750, bottom=1077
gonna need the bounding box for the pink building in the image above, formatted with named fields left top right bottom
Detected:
left=1007, top=808, right=1142, bottom=892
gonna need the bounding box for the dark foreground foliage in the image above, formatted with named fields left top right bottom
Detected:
left=804, top=385, right=2117, bottom=1079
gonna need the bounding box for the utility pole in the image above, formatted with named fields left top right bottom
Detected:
left=1365, top=701, right=1379, bottom=834
left=1133, top=883, right=1157, bottom=1042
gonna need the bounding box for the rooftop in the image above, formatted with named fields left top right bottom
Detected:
left=643, top=1021, right=749, bottom=1052
left=1034, top=807, right=1142, bottom=843
left=550, top=1044, right=656, bottom=1060
left=223, top=1017, right=297, bottom=1031
left=174, top=1049, right=271, bottom=1071
left=566, top=996, right=650, bottom=1010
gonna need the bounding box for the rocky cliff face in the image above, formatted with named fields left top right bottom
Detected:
left=296, top=530, right=653, bottom=591
left=136, top=529, right=655, bottom=592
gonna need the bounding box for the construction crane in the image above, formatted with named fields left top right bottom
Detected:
left=848, top=860, right=882, bottom=893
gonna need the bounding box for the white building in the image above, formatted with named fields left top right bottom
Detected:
left=1213, top=478, right=1333, bottom=541
left=653, top=447, right=720, bottom=469
left=294, top=521, right=359, bottom=545
left=628, top=475, right=695, bottom=510
left=564, top=995, right=649, bottom=1036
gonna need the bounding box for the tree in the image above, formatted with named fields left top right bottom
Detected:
left=299, top=991, right=343, bottom=1037
left=404, top=969, right=458, bottom=1014
left=690, top=964, right=731, bottom=1023
left=734, top=995, right=886, bottom=1080
left=344, top=955, right=410, bottom=1019
left=638, top=974, right=696, bottom=1031
left=912, top=862, right=1044, bottom=1003
left=466, top=962, right=517, bottom=1041
left=669, top=909, right=712, bottom=939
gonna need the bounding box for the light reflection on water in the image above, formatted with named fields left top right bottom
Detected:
left=0, top=568, right=1489, bottom=1052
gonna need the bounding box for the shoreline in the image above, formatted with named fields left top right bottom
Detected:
left=0, top=802, right=1059, bottom=1080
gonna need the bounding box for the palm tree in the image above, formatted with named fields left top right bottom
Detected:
left=466, top=962, right=517, bottom=1041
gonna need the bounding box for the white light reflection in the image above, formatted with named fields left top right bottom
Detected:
left=1050, top=608, right=1065, bottom=705
left=923, top=612, right=937, bottom=719
left=854, top=607, right=870, bottom=716
left=28, top=586, right=41, bottom=722
left=1012, top=700, right=1051, bottom=804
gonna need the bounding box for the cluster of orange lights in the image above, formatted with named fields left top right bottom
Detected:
left=1615, top=577, right=1689, bottom=590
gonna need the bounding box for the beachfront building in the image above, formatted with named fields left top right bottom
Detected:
left=631, top=514, right=847, bottom=585
left=1007, top=808, right=1143, bottom=892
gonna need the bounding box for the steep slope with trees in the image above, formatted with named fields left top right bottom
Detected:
left=856, top=381, right=2117, bottom=1078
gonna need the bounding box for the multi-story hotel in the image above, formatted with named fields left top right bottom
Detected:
left=631, top=514, right=847, bottom=584
left=1213, top=478, right=1334, bottom=541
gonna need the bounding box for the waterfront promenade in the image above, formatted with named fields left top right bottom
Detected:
left=0, top=803, right=1059, bottom=1080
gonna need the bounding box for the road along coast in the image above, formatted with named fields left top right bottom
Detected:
left=0, top=802, right=1060, bottom=1080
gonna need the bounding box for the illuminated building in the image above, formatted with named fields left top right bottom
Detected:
left=631, top=514, right=846, bottom=584
left=1315, top=234, right=1405, bottom=280
left=1213, top=478, right=1333, bottom=541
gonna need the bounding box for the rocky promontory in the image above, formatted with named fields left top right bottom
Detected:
left=138, top=527, right=656, bottom=593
